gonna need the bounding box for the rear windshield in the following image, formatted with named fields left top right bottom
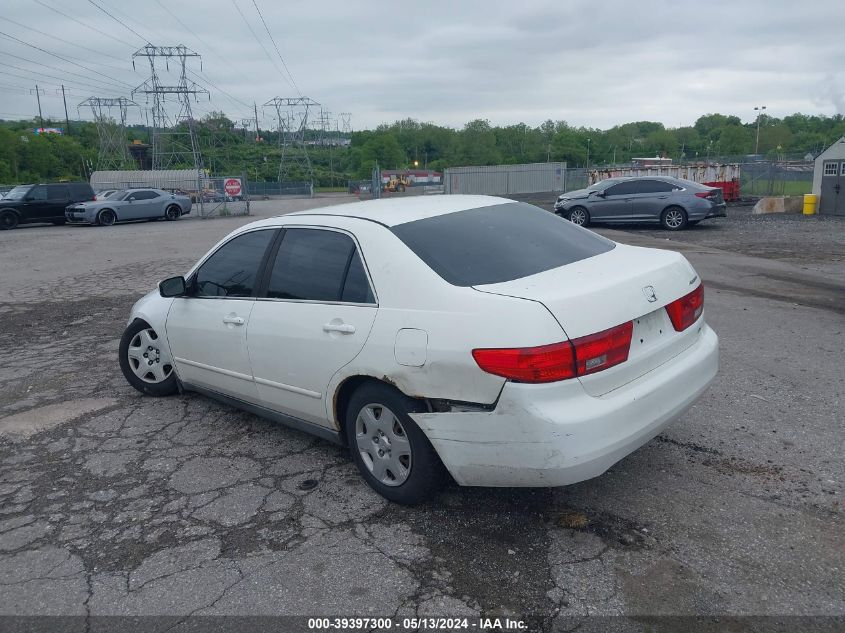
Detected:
left=391, top=202, right=615, bottom=286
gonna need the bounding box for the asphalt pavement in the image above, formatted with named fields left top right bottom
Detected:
left=0, top=195, right=842, bottom=632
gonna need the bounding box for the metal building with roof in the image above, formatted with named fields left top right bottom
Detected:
left=812, top=136, right=845, bottom=215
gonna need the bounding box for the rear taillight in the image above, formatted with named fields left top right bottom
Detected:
left=572, top=321, right=633, bottom=376
left=665, top=284, right=704, bottom=331
left=472, top=341, right=576, bottom=383
left=472, top=321, right=633, bottom=384
left=695, top=190, right=715, bottom=198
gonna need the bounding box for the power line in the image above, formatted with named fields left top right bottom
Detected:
left=0, top=64, right=130, bottom=95
left=0, top=50, right=132, bottom=92
left=0, top=14, right=138, bottom=74
left=250, top=0, right=300, bottom=96
left=32, top=0, right=134, bottom=48
left=230, top=0, right=293, bottom=90
left=86, top=0, right=147, bottom=43
left=0, top=31, right=135, bottom=88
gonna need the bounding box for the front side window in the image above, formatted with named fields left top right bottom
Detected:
left=605, top=182, right=639, bottom=196
left=5, top=185, right=31, bottom=201
left=193, top=230, right=275, bottom=298
left=133, top=190, right=160, bottom=200
left=28, top=186, right=48, bottom=201
left=266, top=228, right=374, bottom=303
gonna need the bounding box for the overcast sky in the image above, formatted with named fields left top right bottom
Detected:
left=1, top=0, right=844, bottom=131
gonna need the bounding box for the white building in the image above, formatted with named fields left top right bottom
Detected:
left=812, top=136, right=845, bottom=215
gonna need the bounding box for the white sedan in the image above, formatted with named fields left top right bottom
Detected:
left=119, top=195, right=719, bottom=504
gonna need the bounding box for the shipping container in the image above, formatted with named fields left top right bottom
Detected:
left=90, top=170, right=205, bottom=193
left=588, top=164, right=742, bottom=201
left=444, top=163, right=566, bottom=195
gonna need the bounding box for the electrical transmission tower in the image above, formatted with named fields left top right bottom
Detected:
left=339, top=112, right=352, bottom=135
left=131, top=45, right=208, bottom=172
left=78, top=97, right=140, bottom=170
left=264, top=96, right=320, bottom=184
left=315, top=109, right=332, bottom=146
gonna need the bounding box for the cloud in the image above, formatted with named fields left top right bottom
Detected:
left=1, top=0, right=844, bottom=129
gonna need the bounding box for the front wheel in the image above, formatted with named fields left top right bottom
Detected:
left=165, top=205, right=181, bottom=221
left=0, top=210, right=19, bottom=230
left=345, top=383, right=447, bottom=504
left=97, top=209, right=116, bottom=227
left=119, top=320, right=178, bottom=396
left=567, top=206, right=590, bottom=226
left=661, top=206, right=688, bottom=231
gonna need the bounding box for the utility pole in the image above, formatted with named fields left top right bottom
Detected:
left=31, top=85, right=45, bottom=130
left=754, top=105, right=766, bottom=155
left=254, top=102, right=260, bottom=142
left=60, top=85, right=70, bottom=134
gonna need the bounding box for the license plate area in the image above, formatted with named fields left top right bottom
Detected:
left=629, top=308, right=671, bottom=356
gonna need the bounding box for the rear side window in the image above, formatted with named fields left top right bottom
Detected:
left=194, top=229, right=275, bottom=298
left=392, top=202, right=615, bottom=287
left=266, top=228, right=374, bottom=303
left=68, top=183, right=93, bottom=199
left=636, top=180, right=675, bottom=194
left=47, top=184, right=69, bottom=199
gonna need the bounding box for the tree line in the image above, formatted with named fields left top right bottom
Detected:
left=2, top=111, right=843, bottom=186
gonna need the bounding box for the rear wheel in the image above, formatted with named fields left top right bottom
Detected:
left=97, top=209, right=116, bottom=227
left=0, top=210, right=19, bottom=230
left=345, top=382, right=447, bottom=504
left=661, top=206, right=687, bottom=231
left=165, top=205, right=181, bottom=221
left=119, top=320, right=178, bottom=396
left=567, top=206, right=590, bottom=226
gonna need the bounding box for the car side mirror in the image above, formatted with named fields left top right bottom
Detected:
left=128, top=197, right=135, bottom=202
left=159, top=276, right=187, bottom=297
left=595, top=191, right=606, bottom=197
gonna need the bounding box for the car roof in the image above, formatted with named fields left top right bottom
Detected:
left=276, top=194, right=509, bottom=228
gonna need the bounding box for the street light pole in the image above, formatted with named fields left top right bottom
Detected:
left=754, top=105, right=766, bottom=155
left=586, top=137, right=591, bottom=171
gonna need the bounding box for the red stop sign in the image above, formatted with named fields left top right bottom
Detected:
left=224, top=178, right=242, bottom=196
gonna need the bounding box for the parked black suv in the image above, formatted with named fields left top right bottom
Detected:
left=0, top=182, right=95, bottom=230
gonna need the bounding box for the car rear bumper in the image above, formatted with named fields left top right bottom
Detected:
left=411, top=323, right=719, bottom=487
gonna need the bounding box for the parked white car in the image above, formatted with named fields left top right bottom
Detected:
left=119, top=195, right=719, bottom=503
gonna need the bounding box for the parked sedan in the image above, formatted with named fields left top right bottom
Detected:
left=66, top=188, right=192, bottom=226
left=554, top=176, right=727, bottom=230
left=119, top=195, right=718, bottom=504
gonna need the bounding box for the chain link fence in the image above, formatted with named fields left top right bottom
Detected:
left=246, top=181, right=313, bottom=198
left=91, top=174, right=250, bottom=218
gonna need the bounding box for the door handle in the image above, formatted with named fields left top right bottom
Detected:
left=323, top=322, right=356, bottom=334
left=222, top=315, right=245, bottom=326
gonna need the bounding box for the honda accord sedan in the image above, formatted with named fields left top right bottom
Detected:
left=66, top=188, right=191, bottom=226
left=554, top=176, right=727, bottom=230
left=119, top=195, right=719, bottom=504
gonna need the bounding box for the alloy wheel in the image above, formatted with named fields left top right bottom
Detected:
left=355, top=404, right=412, bottom=486
left=569, top=208, right=587, bottom=225
left=664, top=208, right=684, bottom=229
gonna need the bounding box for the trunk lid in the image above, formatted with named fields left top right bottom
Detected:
left=474, top=243, right=703, bottom=396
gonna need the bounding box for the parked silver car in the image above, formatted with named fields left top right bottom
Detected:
left=554, top=176, right=727, bottom=230
left=66, top=188, right=192, bottom=226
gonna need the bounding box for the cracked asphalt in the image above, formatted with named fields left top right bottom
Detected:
left=0, top=196, right=842, bottom=631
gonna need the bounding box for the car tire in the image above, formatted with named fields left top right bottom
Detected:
left=345, top=382, right=447, bottom=505
left=97, top=209, right=116, bottom=227
left=0, top=210, right=19, bottom=230
left=165, top=205, right=181, bottom=221
left=661, top=206, right=688, bottom=231
left=118, top=320, right=178, bottom=396
left=567, top=206, right=590, bottom=226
